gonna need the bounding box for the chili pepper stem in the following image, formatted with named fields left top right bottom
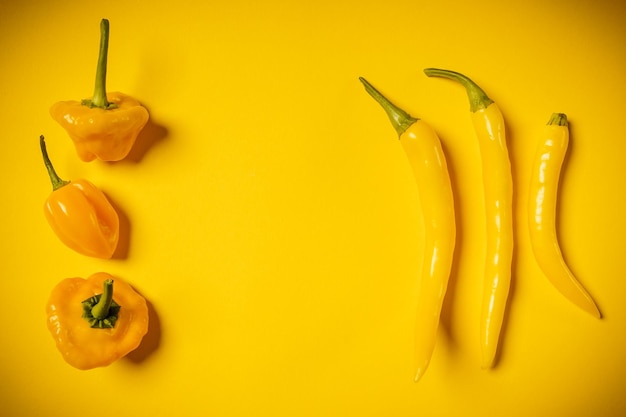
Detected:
left=548, top=112, right=568, bottom=127
left=423, top=68, right=494, bottom=113
left=40, top=135, right=70, bottom=191
left=91, top=279, right=115, bottom=319
left=83, top=19, right=116, bottom=110
left=359, top=77, right=418, bottom=137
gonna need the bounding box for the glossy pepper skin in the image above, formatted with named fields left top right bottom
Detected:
left=424, top=68, right=513, bottom=369
left=50, top=19, right=149, bottom=162
left=40, top=135, right=119, bottom=258
left=50, top=92, right=149, bottom=162
left=46, top=272, right=149, bottom=370
left=359, top=78, right=456, bottom=382
left=529, top=113, right=601, bottom=318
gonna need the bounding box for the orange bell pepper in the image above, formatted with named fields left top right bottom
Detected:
left=39, top=135, right=119, bottom=258
left=46, top=272, right=149, bottom=370
left=50, top=19, right=149, bottom=162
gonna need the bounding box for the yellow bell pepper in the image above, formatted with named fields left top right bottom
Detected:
left=45, top=272, right=149, bottom=370
left=50, top=19, right=149, bottom=162
left=424, top=68, right=513, bottom=369
left=359, top=77, right=456, bottom=382
left=528, top=113, right=601, bottom=317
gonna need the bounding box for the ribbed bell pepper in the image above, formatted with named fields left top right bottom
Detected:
left=50, top=19, right=149, bottom=162
left=46, top=272, right=149, bottom=370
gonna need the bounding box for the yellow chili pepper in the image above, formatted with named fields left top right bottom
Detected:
left=46, top=272, right=149, bottom=370
left=359, top=77, right=456, bottom=382
left=529, top=113, right=601, bottom=318
left=40, top=135, right=120, bottom=258
left=50, top=19, right=149, bottom=162
left=424, top=68, right=513, bottom=369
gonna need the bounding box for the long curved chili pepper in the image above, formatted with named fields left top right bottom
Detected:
left=359, top=77, right=456, bottom=382
left=424, top=68, right=513, bottom=369
left=529, top=113, right=601, bottom=318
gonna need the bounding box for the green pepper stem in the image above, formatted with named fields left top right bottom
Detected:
left=40, top=135, right=69, bottom=191
left=359, top=77, right=418, bottom=137
left=81, top=279, right=121, bottom=329
left=84, top=19, right=116, bottom=110
left=548, top=112, right=568, bottom=127
left=91, top=279, right=114, bottom=320
left=423, top=68, right=494, bottom=113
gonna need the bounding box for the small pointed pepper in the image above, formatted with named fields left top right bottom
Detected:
left=39, top=135, right=120, bottom=258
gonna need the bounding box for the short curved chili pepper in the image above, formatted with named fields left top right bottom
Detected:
left=359, top=77, right=456, bottom=382
left=424, top=68, right=513, bottom=369
left=50, top=19, right=149, bottom=162
left=529, top=113, right=601, bottom=318
left=46, top=272, right=149, bottom=370
left=40, top=135, right=120, bottom=258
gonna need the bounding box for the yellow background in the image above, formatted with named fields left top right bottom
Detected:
left=1, top=0, right=625, bottom=415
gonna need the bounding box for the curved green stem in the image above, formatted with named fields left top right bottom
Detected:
left=82, top=19, right=116, bottom=110
left=423, top=68, right=494, bottom=113
left=359, top=77, right=418, bottom=137
left=82, top=279, right=121, bottom=329
left=40, top=135, right=69, bottom=191
left=548, top=112, right=568, bottom=127
left=91, top=279, right=114, bottom=319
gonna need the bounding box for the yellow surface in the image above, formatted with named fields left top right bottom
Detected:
left=1, top=0, right=625, bottom=415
